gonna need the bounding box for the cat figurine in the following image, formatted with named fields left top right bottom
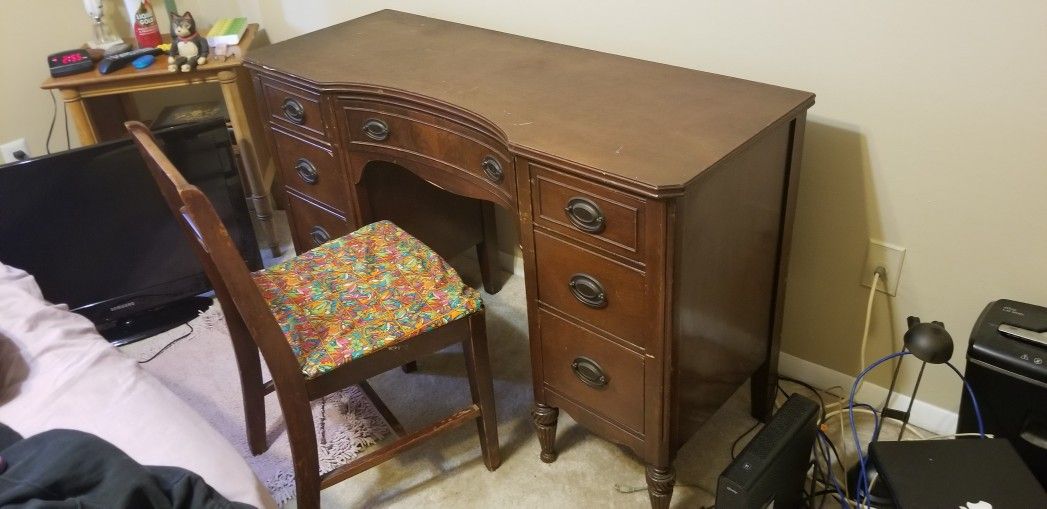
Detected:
left=168, top=11, right=209, bottom=72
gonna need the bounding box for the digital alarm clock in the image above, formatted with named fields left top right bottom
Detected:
left=47, top=49, right=95, bottom=77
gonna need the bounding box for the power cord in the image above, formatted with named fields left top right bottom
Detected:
left=137, top=322, right=194, bottom=363
left=856, top=267, right=885, bottom=397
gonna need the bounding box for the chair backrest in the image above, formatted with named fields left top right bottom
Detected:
left=124, top=121, right=304, bottom=386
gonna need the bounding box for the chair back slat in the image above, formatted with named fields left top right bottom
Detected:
left=124, top=121, right=304, bottom=387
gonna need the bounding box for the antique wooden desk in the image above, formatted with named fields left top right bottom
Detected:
left=245, top=10, right=814, bottom=508
left=41, top=24, right=280, bottom=256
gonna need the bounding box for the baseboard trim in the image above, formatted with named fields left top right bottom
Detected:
left=778, top=353, right=958, bottom=435
left=499, top=251, right=524, bottom=276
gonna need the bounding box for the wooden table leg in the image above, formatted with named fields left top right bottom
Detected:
left=645, top=464, right=675, bottom=509
left=218, top=69, right=281, bottom=258
left=531, top=403, right=559, bottom=463
left=60, top=88, right=98, bottom=146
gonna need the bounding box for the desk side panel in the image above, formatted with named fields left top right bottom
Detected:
left=669, top=120, right=795, bottom=449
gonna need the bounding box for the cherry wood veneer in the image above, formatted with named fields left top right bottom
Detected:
left=245, top=10, right=814, bottom=508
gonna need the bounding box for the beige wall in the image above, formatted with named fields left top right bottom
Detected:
left=1, top=2, right=94, bottom=155
left=5, top=1, right=1045, bottom=411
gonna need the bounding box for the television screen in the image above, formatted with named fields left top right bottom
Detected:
left=0, top=120, right=260, bottom=343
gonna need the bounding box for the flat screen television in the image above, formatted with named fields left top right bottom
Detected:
left=0, top=119, right=261, bottom=345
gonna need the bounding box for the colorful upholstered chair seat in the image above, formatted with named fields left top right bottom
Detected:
left=251, top=220, right=483, bottom=378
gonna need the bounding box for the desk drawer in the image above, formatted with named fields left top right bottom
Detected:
left=272, top=127, right=349, bottom=212
left=341, top=101, right=513, bottom=204
left=285, top=191, right=353, bottom=252
left=531, top=164, right=648, bottom=261
left=260, top=78, right=327, bottom=139
left=534, top=230, right=652, bottom=350
left=539, top=309, right=645, bottom=434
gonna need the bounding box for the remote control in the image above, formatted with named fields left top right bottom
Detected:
left=98, top=47, right=163, bottom=74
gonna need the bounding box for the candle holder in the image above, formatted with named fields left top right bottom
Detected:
left=84, top=0, right=124, bottom=50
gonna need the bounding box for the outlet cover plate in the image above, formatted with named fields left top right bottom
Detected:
left=0, top=138, right=29, bottom=164
left=861, top=240, right=905, bottom=296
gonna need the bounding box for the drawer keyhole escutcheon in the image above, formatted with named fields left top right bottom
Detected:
left=571, top=356, right=609, bottom=388
left=565, top=197, right=606, bottom=234
left=569, top=273, right=608, bottom=308
left=294, top=158, right=319, bottom=184
left=309, top=226, right=331, bottom=246
left=481, top=156, right=504, bottom=183
left=362, top=118, right=390, bottom=141
left=281, top=98, right=306, bottom=124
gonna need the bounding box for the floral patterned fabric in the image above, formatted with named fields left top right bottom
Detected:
left=251, top=220, right=482, bottom=379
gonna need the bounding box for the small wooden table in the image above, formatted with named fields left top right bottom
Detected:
left=41, top=24, right=279, bottom=256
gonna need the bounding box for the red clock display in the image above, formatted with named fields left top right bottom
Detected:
left=47, top=49, right=95, bottom=77
left=61, top=53, right=86, bottom=64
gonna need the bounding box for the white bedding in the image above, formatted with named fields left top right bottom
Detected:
left=0, top=263, right=275, bottom=508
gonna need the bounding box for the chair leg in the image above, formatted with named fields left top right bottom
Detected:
left=282, top=394, right=322, bottom=509
left=359, top=380, right=407, bottom=437
left=462, top=311, right=501, bottom=471
left=227, top=316, right=268, bottom=455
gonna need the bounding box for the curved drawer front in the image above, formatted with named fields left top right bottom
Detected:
left=272, top=127, right=349, bottom=212
left=260, top=77, right=327, bottom=139
left=533, top=230, right=652, bottom=350
left=539, top=309, right=645, bottom=434
left=531, top=163, right=648, bottom=262
left=341, top=100, right=514, bottom=206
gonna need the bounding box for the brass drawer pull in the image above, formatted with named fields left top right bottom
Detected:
left=294, top=158, right=319, bottom=184
left=571, top=356, right=609, bottom=388
left=281, top=98, right=306, bottom=124
left=309, top=226, right=331, bottom=246
left=569, top=273, right=607, bottom=308
left=565, top=197, right=606, bottom=234
left=481, top=155, right=504, bottom=183
left=362, top=118, right=390, bottom=141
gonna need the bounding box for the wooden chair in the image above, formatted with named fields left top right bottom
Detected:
left=125, top=121, right=500, bottom=508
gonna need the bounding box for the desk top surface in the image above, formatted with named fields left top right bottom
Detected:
left=41, top=24, right=259, bottom=90
left=246, top=11, right=813, bottom=192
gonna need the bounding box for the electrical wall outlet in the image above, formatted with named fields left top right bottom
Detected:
left=1, top=138, right=30, bottom=164
left=861, top=240, right=905, bottom=296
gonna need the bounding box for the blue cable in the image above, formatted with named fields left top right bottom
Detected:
left=946, top=361, right=986, bottom=437
left=848, top=350, right=910, bottom=507
left=817, top=430, right=849, bottom=509
left=847, top=352, right=989, bottom=507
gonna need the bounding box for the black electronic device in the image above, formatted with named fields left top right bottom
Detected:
left=870, top=438, right=1047, bottom=508
left=716, top=395, right=820, bottom=509
left=0, top=119, right=261, bottom=345
left=47, top=49, right=95, bottom=77
left=98, top=47, right=163, bottom=74
left=959, top=299, right=1047, bottom=488
left=904, top=315, right=954, bottom=364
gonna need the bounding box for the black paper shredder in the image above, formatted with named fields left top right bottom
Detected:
left=958, top=299, right=1047, bottom=488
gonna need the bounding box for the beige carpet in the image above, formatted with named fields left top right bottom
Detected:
left=120, top=305, right=393, bottom=504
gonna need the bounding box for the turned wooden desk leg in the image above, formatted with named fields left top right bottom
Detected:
left=477, top=201, right=505, bottom=294
left=60, top=88, right=99, bottom=146
left=531, top=403, right=558, bottom=463
left=645, top=464, right=675, bottom=509
left=218, top=69, right=281, bottom=258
